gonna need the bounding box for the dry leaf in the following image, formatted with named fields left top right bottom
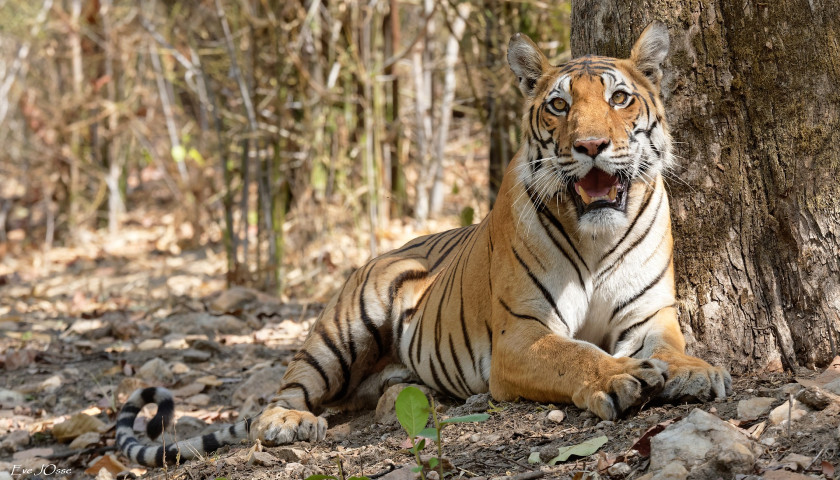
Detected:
left=821, top=461, right=835, bottom=477
left=171, top=382, right=205, bottom=398
left=85, top=453, right=127, bottom=476
left=631, top=417, right=679, bottom=457
left=196, top=375, right=223, bottom=387
left=53, top=413, right=106, bottom=442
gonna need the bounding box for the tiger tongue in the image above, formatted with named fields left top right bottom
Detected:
left=574, top=169, right=620, bottom=204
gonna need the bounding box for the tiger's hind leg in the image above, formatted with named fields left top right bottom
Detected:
left=251, top=263, right=403, bottom=445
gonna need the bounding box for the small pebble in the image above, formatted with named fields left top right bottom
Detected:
left=546, top=409, right=565, bottom=424
left=608, top=462, right=632, bottom=476
left=596, top=420, right=615, bottom=429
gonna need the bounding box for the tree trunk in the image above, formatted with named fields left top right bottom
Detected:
left=571, top=1, right=840, bottom=372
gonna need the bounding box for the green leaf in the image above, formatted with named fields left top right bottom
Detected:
left=411, top=465, right=423, bottom=473
left=428, top=457, right=439, bottom=469
left=418, top=427, right=438, bottom=439
left=441, top=413, right=490, bottom=424
left=527, top=452, right=542, bottom=464
left=395, top=387, right=430, bottom=438
left=548, top=436, right=609, bottom=465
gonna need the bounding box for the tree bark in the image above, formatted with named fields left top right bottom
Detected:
left=571, top=1, right=840, bottom=373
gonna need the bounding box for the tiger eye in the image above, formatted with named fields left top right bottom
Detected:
left=550, top=97, right=568, bottom=112
left=611, top=91, right=628, bottom=106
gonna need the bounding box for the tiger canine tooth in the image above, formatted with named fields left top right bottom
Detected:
left=576, top=184, right=592, bottom=204
left=608, top=186, right=617, bottom=201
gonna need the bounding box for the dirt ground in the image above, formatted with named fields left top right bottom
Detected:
left=1, top=219, right=839, bottom=480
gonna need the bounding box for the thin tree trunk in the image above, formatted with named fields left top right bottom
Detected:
left=429, top=2, right=470, bottom=218
left=100, top=0, right=124, bottom=234
left=571, top=0, right=840, bottom=372
left=413, top=0, right=435, bottom=223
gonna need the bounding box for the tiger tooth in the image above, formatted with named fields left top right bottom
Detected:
left=576, top=185, right=592, bottom=204
left=608, top=185, right=617, bottom=201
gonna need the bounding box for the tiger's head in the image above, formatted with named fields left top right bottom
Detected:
left=507, top=22, right=672, bottom=235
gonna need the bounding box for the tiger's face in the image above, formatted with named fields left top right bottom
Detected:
left=508, top=23, right=672, bottom=234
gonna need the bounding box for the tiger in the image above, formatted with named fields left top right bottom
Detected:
left=116, top=22, right=732, bottom=467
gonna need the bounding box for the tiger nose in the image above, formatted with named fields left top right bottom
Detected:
left=573, top=138, right=611, bottom=158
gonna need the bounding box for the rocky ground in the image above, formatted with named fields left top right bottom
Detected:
left=1, top=227, right=839, bottom=480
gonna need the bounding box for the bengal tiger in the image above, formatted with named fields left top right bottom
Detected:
left=116, top=22, right=731, bottom=467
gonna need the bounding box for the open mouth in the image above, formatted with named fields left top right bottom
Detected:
left=568, top=168, right=630, bottom=216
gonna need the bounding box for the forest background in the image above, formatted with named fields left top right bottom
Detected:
left=1, top=0, right=839, bottom=375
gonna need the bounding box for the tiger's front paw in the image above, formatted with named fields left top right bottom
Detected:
left=659, top=354, right=731, bottom=402
left=583, top=358, right=668, bottom=420
left=251, top=405, right=328, bottom=445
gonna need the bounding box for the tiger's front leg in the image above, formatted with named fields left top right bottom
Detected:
left=489, top=320, right=668, bottom=420
left=641, top=308, right=732, bottom=402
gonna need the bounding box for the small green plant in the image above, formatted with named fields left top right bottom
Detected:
left=395, top=386, right=489, bottom=480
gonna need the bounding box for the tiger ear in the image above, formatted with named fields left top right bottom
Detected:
left=630, top=21, right=670, bottom=85
left=508, top=33, right=548, bottom=98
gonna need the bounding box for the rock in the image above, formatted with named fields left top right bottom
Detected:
left=767, top=399, right=808, bottom=425
left=470, top=434, right=481, bottom=443
left=170, top=361, right=190, bottom=374
left=232, top=366, right=286, bottom=406
left=608, top=462, right=632, bottom=476
left=795, top=385, right=837, bottom=410
left=136, top=339, right=163, bottom=351
left=181, top=349, right=211, bottom=363
left=379, top=466, right=417, bottom=480
left=780, top=453, right=812, bottom=470
left=53, top=413, right=106, bottom=442
left=190, top=339, right=222, bottom=353
left=136, top=358, right=173, bottom=384
left=173, top=312, right=248, bottom=335
left=649, top=409, right=761, bottom=477
left=209, top=287, right=259, bottom=314
left=760, top=437, right=776, bottom=446
left=273, top=447, right=306, bottom=462
left=546, top=410, right=565, bottom=424
left=185, top=394, right=211, bottom=406
left=446, top=392, right=492, bottom=417
left=596, top=420, right=615, bottom=429
left=249, top=451, right=277, bottom=466
left=0, top=389, right=25, bottom=407
left=69, top=431, right=100, bottom=449
left=13, top=447, right=54, bottom=461
left=737, top=397, right=776, bottom=419
left=0, top=430, right=30, bottom=452
left=823, top=376, right=840, bottom=395
left=39, top=375, right=63, bottom=394
left=375, top=383, right=432, bottom=425
left=650, top=461, right=688, bottom=480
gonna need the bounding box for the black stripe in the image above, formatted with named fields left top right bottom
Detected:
left=297, top=349, right=331, bottom=392
left=141, top=387, right=158, bottom=404
left=281, top=382, right=313, bottom=411
left=432, top=292, right=460, bottom=396
left=512, top=247, right=568, bottom=328
left=202, top=433, right=221, bottom=454
left=528, top=190, right=589, bottom=272
left=429, top=226, right=473, bottom=271
left=317, top=325, right=352, bottom=402
left=498, top=297, right=548, bottom=327
left=428, top=358, right=458, bottom=398
left=610, top=262, right=671, bottom=321
left=359, top=265, right=385, bottom=355
left=601, top=187, right=657, bottom=262
left=448, top=335, right=472, bottom=396
left=596, top=189, right=664, bottom=287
